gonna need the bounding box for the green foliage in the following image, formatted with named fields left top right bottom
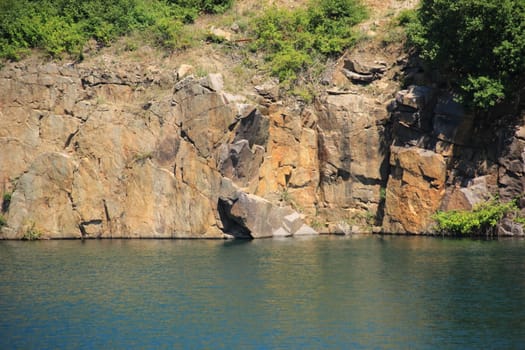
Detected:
left=407, top=0, right=525, bottom=110
left=514, top=216, right=525, bottom=225
left=0, top=0, right=233, bottom=60
left=310, top=217, right=325, bottom=230
left=132, top=151, right=153, bottom=165
left=461, top=76, right=505, bottom=109
left=279, top=188, right=292, bottom=204
left=22, top=222, right=42, bottom=240
left=150, top=15, right=184, bottom=50
left=2, top=192, right=11, bottom=212
left=291, top=86, right=314, bottom=103
left=396, top=9, right=417, bottom=27
left=0, top=214, right=6, bottom=227
left=173, top=0, right=233, bottom=14
left=250, top=0, right=367, bottom=86
left=433, top=199, right=517, bottom=236
left=379, top=187, right=386, bottom=201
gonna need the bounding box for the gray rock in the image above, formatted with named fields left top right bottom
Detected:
left=273, top=227, right=292, bottom=237
left=497, top=218, right=524, bottom=236
left=202, top=73, right=224, bottom=92
left=283, top=212, right=303, bottom=234
left=343, top=58, right=387, bottom=75
left=395, top=85, right=433, bottom=110
left=460, top=176, right=493, bottom=208
left=342, top=69, right=375, bottom=83
left=209, top=27, right=232, bottom=42
left=254, top=81, right=280, bottom=102
left=176, top=64, right=194, bottom=81
left=218, top=181, right=317, bottom=238
left=294, top=224, right=318, bottom=236
left=236, top=103, right=257, bottom=119
left=218, top=140, right=265, bottom=188
left=432, top=94, right=472, bottom=145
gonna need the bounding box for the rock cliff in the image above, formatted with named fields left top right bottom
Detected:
left=0, top=58, right=322, bottom=239
left=1, top=2, right=524, bottom=239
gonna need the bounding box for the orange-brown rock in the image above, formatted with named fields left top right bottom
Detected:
left=0, top=60, right=316, bottom=239
left=382, top=146, right=447, bottom=234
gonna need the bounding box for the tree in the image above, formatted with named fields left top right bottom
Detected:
left=408, top=0, right=525, bottom=110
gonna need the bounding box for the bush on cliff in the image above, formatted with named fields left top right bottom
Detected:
left=249, top=0, right=368, bottom=86
left=433, top=199, right=518, bottom=236
left=0, top=0, right=233, bottom=60
left=407, top=0, right=525, bottom=110
left=172, top=0, right=233, bottom=14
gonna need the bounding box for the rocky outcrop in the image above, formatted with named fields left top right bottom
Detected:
left=382, top=147, right=446, bottom=234
left=1, top=52, right=523, bottom=238
left=342, top=57, right=387, bottom=84
left=383, top=81, right=525, bottom=234
left=219, top=179, right=317, bottom=238
left=0, top=59, right=317, bottom=239
left=316, top=91, right=390, bottom=231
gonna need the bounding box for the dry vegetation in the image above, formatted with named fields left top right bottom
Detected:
left=48, top=0, right=420, bottom=100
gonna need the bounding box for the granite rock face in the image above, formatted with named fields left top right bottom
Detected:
left=315, top=92, right=390, bottom=231
left=0, top=60, right=317, bottom=239
left=382, top=147, right=446, bottom=234
left=0, top=57, right=523, bottom=238
left=383, top=83, right=525, bottom=234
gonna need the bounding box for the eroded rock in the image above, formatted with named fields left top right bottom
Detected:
left=218, top=180, right=317, bottom=238
left=342, top=57, right=387, bottom=84
left=382, top=146, right=446, bottom=234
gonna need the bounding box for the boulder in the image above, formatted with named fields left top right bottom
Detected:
left=395, top=85, right=433, bottom=110
left=342, top=69, right=375, bottom=83
left=342, top=58, right=387, bottom=84
left=176, top=64, right=194, bottom=80
left=218, top=180, right=317, bottom=238
left=497, top=218, right=525, bottom=237
left=343, top=58, right=387, bottom=76
left=254, top=81, right=280, bottom=102
left=209, top=27, right=232, bottom=42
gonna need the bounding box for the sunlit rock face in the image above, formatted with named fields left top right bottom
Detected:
left=0, top=56, right=523, bottom=239
left=382, top=147, right=446, bottom=234
left=0, top=61, right=318, bottom=239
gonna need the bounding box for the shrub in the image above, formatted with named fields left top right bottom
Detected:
left=22, top=222, right=42, bottom=240
left=2, top=193, right=11, bottom=213
left=407, top=0, right=525, bottom=111
left=433, top=199, right=517, bottom=236
left=397, top=9, right=417, bottom=27
left=0, top=214, right=6, bottom=227
left=249, top=0, right=367, bottom=87
left=0, top=0, right=233, bottom=60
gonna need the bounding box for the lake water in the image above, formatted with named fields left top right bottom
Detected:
left=1, top=236, right=525, bottom=349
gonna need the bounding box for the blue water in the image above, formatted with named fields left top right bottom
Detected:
left=1, top=236, right=525, bottom=349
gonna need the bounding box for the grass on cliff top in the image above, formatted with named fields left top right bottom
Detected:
left=0, top=0, right=368, bottom=96
left=0, top=0, right=233, bottom=60
left=247, top=0, right=368, bottom=89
